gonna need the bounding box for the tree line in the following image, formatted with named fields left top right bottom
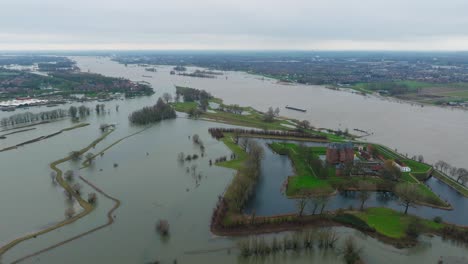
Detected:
left=211, top=139, right=264, bottom=229
left=208, top=127, right=327, bottom=140
left=0, top=109, right=68, bottom=127
left=128, top=98, right=176, bottom=125
left=434, top=160, right=468, bottom=186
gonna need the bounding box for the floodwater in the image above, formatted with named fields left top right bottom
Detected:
left=0, top=57, right=466, bottom=263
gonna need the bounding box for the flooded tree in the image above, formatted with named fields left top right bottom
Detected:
left=162, top=92, right=173, bottom=103
left=85, top=152, right=95, bottom=164
left=72, top=183, right=82, bottom=195
left=69, top=106, right=78, bottom=119
left=343, top=237, right=362, bottom=264
left=88, top=193, right=97, bottom=204
left=156, top=219, right=170, bottom=236
left=177, top=152, right=185, bottom=163
left=192, top=134, right=200, bottom=144
left=64, top=170, right=74, bottom=181
left=50, top=171, right=57, bottom=182
left=99, top=123, right=109, bottom=132
left=65, top=207, right=75, bottom=219
left=69, top=151, right=82, bottom=161
left=78, top=105, right=90, bottom=118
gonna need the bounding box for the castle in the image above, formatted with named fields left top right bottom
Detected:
left=326, top=142, right=354, bottom=164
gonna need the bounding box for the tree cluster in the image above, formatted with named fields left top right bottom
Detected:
left=263, top=106, right=280, bottom=122
left=128, top=98, right=176, bottom=125
left=175, top=86, right=213, bottom=103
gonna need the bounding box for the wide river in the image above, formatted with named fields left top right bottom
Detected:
left=0, top=56, right=466, bottom=263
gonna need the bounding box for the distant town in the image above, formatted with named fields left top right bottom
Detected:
left=115, top=52, right=468, bottom=107
left=0, top=56, right=154, bottom=111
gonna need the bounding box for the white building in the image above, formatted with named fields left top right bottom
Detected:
left=392, top=161, right=411, bottom=172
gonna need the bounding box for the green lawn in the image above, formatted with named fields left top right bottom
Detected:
left=355, top=207, right=443, bottom=239
left=172, top=101, right=198, bottom=112
left=216, top=134, right=248, bottom=170
left=270, top=142, right=335, bottom=195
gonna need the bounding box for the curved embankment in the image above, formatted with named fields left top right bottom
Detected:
left=0, top=127, right=114, bottom=257
left=11, top=176, right=121, bottom=264
left=0, top=123, right=90, bottom=152
left=9, top=126, right=151, bottom=263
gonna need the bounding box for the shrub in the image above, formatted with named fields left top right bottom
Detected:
left=433, top=216, right=443, bottom=224
left=406, top=219, right=422, bottom=239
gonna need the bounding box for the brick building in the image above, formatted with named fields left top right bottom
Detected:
left=326, top=142, right=354, bottom=164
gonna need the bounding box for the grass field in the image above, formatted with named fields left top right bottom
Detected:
left=216, top=134, right=248, bottom=170
left=354, top=207, right=443, bottom=239
left=172, top=101, right=198, bottom=112
left=270, top=142, right=335, bottom=195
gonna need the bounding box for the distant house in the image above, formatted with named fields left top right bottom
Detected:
left=326, top=142, right=354, bottom=164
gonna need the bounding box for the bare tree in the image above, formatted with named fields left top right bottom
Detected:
left=192, top=134, right=200, bottom=144
left=395, top=183, right=424, bottom=215
left=64, top=170, right=74, bottom=181
left=296, top=197, right=308, bottom=217
left=263, top=107, right=276, bottom=122
left=178, top=152, right=185, bottom=163
left=72, top=183, right=82, bottom=195
left=162, top=92, right=173, bottom=103
left=297, top=120, right=310, bottom=130
left=85, top=152, right=95, bottom=164
left=456, top=168, right=468, bottom=184
left=69, top=151, right=81, bottom=161
left=65, top=207, right=75, bottom=219
left=449, top=166, right=458, bottom=177
left=274, top=107, right=280, bottom=116
left=88, top=193, right=97, bottom=204
left=50, top=171, right=57, bottom=182
left=417, top=155, right=424, bottom=163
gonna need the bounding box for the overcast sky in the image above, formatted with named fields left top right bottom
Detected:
left=1, top=0, right=468, bottom=50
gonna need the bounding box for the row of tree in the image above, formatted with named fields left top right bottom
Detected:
left=128, top=98, right=176, bottom=125
left=211, top=139, right=265, bottom=229
left=434, top=160, right=468, bottom=185
left=208, top=127, right=327, bottom=140
left=0, top=109, right=68, bottom=127
left=69, top=105, right=91, bottom=119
